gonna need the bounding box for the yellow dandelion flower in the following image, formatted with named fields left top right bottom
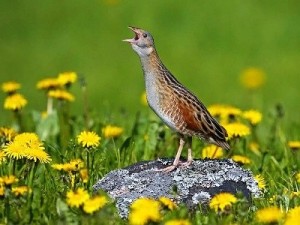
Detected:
left=202, top=145, right=224, bottom=159
left=0, top=186, right=4, bottom=196
left=51, top=164, right=64, bottom=170
left=129, top=197, right=161, bottom=225
left=77, top=131, right=100, bottom=148
left=0, top=175, right=19, bottom=186
left=207, top=104, right=223, bottom=117
left=3, top=141, right=26, bottom=160
left=255, top=206, right=283, bottom=223
left=25, top=147, right=52, bottom=163
left=13, top=132, right=39, bottom=145
left=240, top=67, right=266, bottom=90
left=57, top=72, right=77, bottom=86
left=295, top=172, right=300, bottom=183
left=254, top=174, right=266, bottom=190
left=79, top=168, right=88, bottom=183
left=242, top=110, right=262, bottom=125
left=14, top=132, right=39, bottom=143
left=69, top=159, right=84, bottom=170
left=36, top=78, right=61, bottom=90
left=83, top=195, right=108, bottom=214
left=209, top=192, right=237, bottom=212
left=208, top=104, right=242, bottom=118
left=52, top=159, right=84, bottom=172
left=4, top=132, right=51, bottom=163
left=208, top=104, right=242, bottom=124
left=12, top=186, right=31, bottom=196
left=48, top=89, right=75, bottom=102
left=66, top=187, right=89, bottom=208
left=4, top=93, right=27, bottom=111
left=1, top=81, right=21, bottom=93
left=223, top=122, right=250, bottom=139
left=103, top=125, right=124, bottom=138
left=52, top=163, right=67, bottom=172
left=231, top=155, right=251, bottom=165
left=165, top=219, right=192, bottom=225
left=159, top=197, right=177, bottom=210
left=141, top=92, right=148, bottom=106
left=285, top=206, right=300, bottom=225
left=0, top=127, right=17, bottom=142
left=288, top=141, right=300, bottom=150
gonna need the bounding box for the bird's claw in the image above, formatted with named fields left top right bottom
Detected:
left=156, top=160, right=193, bottom=173
left=155, top=164, right=178, bottom=173
left=178, top=160, right=193, bottom=168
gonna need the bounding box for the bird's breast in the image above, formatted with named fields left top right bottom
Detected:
left=144, top=71, right=165, bottom=119
left=144, top=71, right=181, bottom=131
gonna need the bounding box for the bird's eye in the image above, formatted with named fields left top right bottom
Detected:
left=143, top=33, right=148, bottom=38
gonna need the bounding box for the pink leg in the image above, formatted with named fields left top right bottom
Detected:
left=160, top=137, right=185, bottom=172
left=180, top=137, right=193, bottom=167
left=187, top=137, right=193, bottom=163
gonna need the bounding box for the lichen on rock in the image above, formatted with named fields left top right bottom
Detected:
left=93, top=158, right=260, bottom=218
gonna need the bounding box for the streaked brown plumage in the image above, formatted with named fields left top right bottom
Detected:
left=124, top=26, right=230, bottom=172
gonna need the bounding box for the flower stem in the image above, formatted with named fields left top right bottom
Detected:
left=86, top=150, right=90, bottom=188
left=26, top=161, right=37, bottom=223
left=57, top=100, right=71, bottom=150
left=46, top=97, right=53, bottom=115
left=13, top=110, right=25, bottom=132
left=4, top=190, right=10, bottom=224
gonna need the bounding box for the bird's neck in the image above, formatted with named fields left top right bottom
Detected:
left=138, top=49, right=166, bottom=115
left=139, top=50, right=166, bottom=77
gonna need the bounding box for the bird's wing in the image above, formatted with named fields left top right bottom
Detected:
left=177, top=98, right=230, bottom=149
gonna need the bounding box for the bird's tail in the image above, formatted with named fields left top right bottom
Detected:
left=214, top=139, right=230, bottom=150
left=209, top=119, right=230, bottom=150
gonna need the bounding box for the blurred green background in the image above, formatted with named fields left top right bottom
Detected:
left=1, top=0, right=300, bottom=124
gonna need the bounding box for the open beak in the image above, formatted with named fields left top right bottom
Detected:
left=123, top=26, right=140, bottom=43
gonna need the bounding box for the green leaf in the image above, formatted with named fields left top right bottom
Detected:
left=56, top=198, right=78, bottom=225
left=32, top=110, right=59, bottom=141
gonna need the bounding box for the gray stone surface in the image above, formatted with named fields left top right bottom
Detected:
left=93, top=158, right=261, bottom=218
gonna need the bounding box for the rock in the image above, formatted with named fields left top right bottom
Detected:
left=93, top=158, right=261, bottom=218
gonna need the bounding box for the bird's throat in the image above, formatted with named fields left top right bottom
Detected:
left=139, top=50, right=164, bottom=76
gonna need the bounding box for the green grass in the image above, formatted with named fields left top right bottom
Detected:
left=0, top=1, right=300, bottom=224
left=0, top=1, right=300, bottom=124
left=0, top=94, right=300, bottom=224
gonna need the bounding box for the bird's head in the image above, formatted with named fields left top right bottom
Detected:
left=123, top=26, right=155, bottom=57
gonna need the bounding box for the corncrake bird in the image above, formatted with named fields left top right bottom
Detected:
left=124, top=26, right=230, bottom=172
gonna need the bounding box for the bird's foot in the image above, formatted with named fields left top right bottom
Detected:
left=178, top=160, right=193, bottom=168
left=157, top=160, right=193, bottom=173
left=157, top=164, right=178, bottom=173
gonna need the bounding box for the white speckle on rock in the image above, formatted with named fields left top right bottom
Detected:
left=192, top=192, right=211, bottom=205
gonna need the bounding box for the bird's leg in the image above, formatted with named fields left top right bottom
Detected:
left=187, top=137, right=193, bottom=163
left=173, top=137, right=186, bottom=166
left=160, top=136, right=185, bottom=172
left=180, top=137, right=193, bottom=167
